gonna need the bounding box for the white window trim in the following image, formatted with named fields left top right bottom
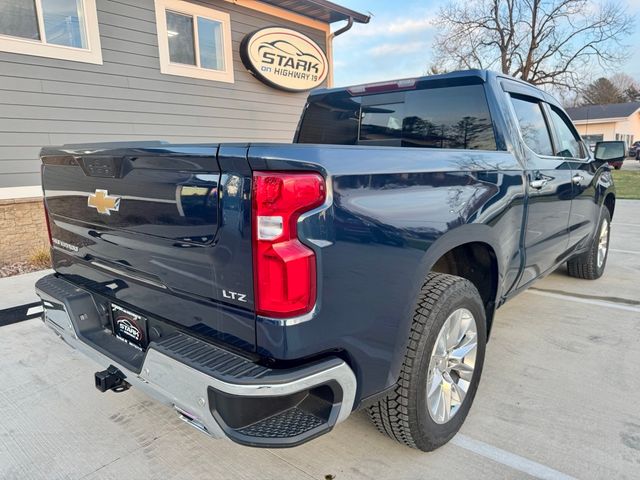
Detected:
left=0, top=0, right=102, bottom=65
left=154, top=0, right=234, bottom=83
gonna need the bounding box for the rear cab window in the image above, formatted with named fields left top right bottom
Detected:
left=297, top=83, right=497, bottom=151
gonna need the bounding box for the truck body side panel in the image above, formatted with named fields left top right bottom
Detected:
left=248, top=144, right=525, bottom=398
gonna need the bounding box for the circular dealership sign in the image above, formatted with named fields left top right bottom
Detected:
left=240, top=27, right=329, bottom=92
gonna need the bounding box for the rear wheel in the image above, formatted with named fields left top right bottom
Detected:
left=567, top=208, right=611, bottom=280
left=367, top=273, right=486, bottom=451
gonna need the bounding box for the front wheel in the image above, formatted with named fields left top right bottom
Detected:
left=567, top=208, right=611, bottom=280
left=367, top=273, right=486, bottom=451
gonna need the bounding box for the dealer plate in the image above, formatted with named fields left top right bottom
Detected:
left=111, top=304, right=148, bottom=350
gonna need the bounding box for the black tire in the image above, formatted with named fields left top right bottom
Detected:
left=567, top=208, right=611, bottom=280
left=367, top=273, right=487, bottom=451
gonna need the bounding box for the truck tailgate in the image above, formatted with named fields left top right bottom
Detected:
left=41, top=143, right=256, bottom=352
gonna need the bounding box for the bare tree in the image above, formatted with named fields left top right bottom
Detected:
left=430, top=0, right=633, bottom=89
left=609, top=73, right=637, bottom=93
left=608, top=73, right=640, bottom=101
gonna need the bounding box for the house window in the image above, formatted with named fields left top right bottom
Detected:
left=154, top=0, right=234, bottom=83
left=0, top=0, right=102, bottom=64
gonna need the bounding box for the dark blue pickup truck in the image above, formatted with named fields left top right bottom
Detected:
left=36, top=70, right=618, bottom=452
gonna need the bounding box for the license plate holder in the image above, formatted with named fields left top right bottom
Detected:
left=111, top=304, right=148, bottom=350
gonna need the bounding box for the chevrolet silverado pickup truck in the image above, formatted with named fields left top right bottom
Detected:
left=36, top=70, right=618, bottom=452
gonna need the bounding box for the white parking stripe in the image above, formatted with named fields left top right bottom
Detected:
left=452, top=434, right=577, bottom=480
left=610, top=248, right=640, bottom=255
left=526, top=289, right=640, bottom=313
left=613, top=222, right=640, bottom=227
left=26, top=305, right=43, bottom=316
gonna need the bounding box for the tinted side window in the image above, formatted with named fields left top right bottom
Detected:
left=548, top=106, right=584, bottom=158
left=402, top=85, right=496, bottom=150
left=510, top=96, right=553, bottom=156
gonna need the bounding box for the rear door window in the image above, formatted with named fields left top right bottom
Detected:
left=298, top=84, right=497, bottom=150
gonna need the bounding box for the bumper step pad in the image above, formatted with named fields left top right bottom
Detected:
left=153, top=333, right=270, bottom=381
left=238, top=406, right=325, bottom=439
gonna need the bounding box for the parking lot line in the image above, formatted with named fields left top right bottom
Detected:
left=452, top=434, right=577, bottom=480
left=612, top=222, right=640, bottom=227
left=610, top=248, right=640, bottom=255
left=526, top=289, right=640, bottom=313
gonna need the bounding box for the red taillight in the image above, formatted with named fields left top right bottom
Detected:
left=252, top=171, right=326, bottom=318
left=43, top=199, right=53, bottom=246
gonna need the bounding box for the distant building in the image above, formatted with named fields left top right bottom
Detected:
left=566, top=102, right=640, bottom=148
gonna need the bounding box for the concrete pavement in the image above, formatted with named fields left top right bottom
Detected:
left=0, top=269, right=53, bottom=310
left=0, top=204, right=639, bottom=479
left=622, top=158, right=640, bottom=171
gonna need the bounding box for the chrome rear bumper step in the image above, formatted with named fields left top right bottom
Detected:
left=35, top=274, right=356, bottom=448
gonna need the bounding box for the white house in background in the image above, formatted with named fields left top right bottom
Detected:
left=566, top=102, right=640, bottom=148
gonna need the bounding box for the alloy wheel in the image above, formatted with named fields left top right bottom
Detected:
left=597, top=219, right=609, bottom=269
left=426, top=308, right=478, bottom=424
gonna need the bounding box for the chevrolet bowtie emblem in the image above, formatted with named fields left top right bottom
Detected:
left=88, top=189, right=120, bottom=215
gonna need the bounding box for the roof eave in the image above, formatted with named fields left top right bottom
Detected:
left=573, top=117, right=628, bottom=124
left=304, top=0, right=370, bottom=23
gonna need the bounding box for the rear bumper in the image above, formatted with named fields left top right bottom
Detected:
left=35, top=274, right=356, bottom=448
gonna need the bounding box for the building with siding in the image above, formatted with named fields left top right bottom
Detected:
left=0, top=0, right=368, bottom=266
left=566, top=102, right=640, bottom=149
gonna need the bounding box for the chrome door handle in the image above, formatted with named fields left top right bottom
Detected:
left=530, top=179, right=548, bottom=189
left=572, top=174, right=583, bottom=184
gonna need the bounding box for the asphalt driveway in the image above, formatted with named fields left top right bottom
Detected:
left=0, top=201, right=639, bottom=479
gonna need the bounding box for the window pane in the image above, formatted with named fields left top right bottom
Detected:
left=549, top=107, right=583, bottom=158
left=297, top=94, right=360, bottom=144
left=198, top=17, right=224, bottom=70
left=510, top=97, right=553, bottom=156
left=42, top=0, right=87, bottom=48
left=167, top=11, right=195, bottom=65
left=360, top=103, right=404, bottom=145
left=402, top=85, right=496, bottom=150
left=0, top=0, right=40, bottom=40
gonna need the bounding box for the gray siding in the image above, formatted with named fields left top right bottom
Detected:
left=0, top=0, right=327, bottom=188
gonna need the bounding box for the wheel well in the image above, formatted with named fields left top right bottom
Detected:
left=431, top=242, right=498, bottom=334
left=604, top=193, right=615, bottom=220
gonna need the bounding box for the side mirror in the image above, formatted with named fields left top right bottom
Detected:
left=594, top=141, right=626, bottom=162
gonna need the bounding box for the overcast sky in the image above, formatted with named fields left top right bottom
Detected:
left=332, top=0, right=640, bottom=88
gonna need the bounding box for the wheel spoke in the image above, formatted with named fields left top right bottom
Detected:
left=427, top=370, right=443, bottom=398
left=441, top=382, right=452, bottom=423
left=451, top=378, right=466, bottom=405
left=451, top=361, right=475, bottom=381
left=449, top=335, right=477, bottom=363
left=445, top=312, right=460, bottom=350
